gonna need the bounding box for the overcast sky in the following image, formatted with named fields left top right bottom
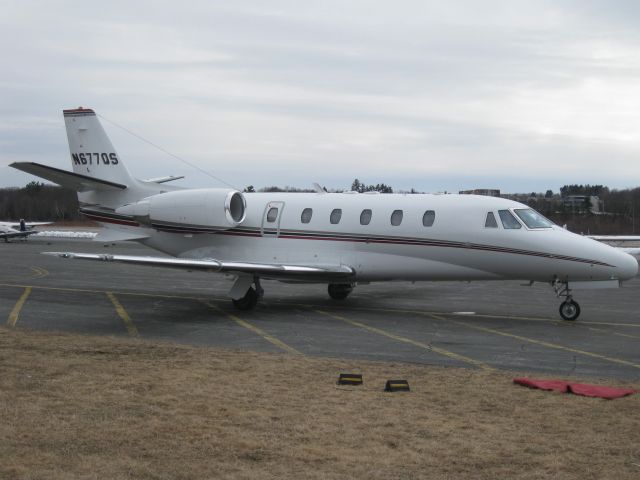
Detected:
left=2, top=1, right=640, bottom=193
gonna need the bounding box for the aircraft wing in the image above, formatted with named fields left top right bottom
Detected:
left=42, top=252, right=355, bottom=279
left=1, top=221, right=52, bottom=230
left=26, top=222, right=54, bottom=227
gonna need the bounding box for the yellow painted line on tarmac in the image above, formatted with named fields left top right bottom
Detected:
left=293, top=301, right=640, bottom=329
left=2, top=283, right=639, bottom=330
left=29, top=266, right=49, bottom=278
left=7, top=287, right=31, bottom=327
left=428, top=313, right=640, bottom=369
left=106, top=292, right=138, bottom=337
left=581, top=320, right=640, bottom=328
left=375, top=307, right=640, bottom=329
left=203, top=301, right=302, bottom=355
left=289, top=302, right=559, bottom=324
left=586, top=326, right=640, bottom=340
left=0, top=282, right=207, bottom=301
left=315, top=309, right=493, bottom=371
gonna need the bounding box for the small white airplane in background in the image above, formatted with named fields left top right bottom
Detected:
left=10, top=107, right=639, bottom=321
left=588, top=235, right=640, bottom=258
left=0, top=220, right=52, bottom=242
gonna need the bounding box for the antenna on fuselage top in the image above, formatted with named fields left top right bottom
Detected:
left=313, top=183, right=327, bottom=194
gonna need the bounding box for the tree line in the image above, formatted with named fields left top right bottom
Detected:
left=515, top=185, right=640, bottom=235
left=0, top=182, right=81, bottom=221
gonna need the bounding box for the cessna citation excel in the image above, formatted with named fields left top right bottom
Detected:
left=10, top=108, right=638, bottom=321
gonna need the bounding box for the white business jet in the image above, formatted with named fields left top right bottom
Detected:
left=10, top=108, right=638, bottom=321
left=0, top=220, right=52, bottom=242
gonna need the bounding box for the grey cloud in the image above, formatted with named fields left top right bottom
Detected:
left=1, top=1, right=639, bottom=192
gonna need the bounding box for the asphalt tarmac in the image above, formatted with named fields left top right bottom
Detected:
left=2, top=238, right=639, bottom=380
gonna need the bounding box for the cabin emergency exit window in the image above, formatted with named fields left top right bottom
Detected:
left=266, top=207, right=278, bottom=223
left=498, top=210, right=522, bottom=229
left=485, top=212, right=498, bottom=228
left=391, top=210, right=403, bottom=226
left=301, top=208, right=313, bottom=224
left=360, top=209, right=372, bottom=225
left=422, top=210, right=435, bottom=227
left=330, top=209, right=342, bottom=224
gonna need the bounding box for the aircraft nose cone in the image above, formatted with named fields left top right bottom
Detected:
left=616, top=250, right=639, bottom=280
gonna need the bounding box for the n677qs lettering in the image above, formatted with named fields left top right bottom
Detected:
left=71, top=153, right=118, bottom=165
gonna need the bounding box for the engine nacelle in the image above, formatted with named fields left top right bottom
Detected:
left=116, top=188, right=246, bottom=231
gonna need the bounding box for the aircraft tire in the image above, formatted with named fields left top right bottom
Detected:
left=559, top=300, right=580, bottom=321
left=232, top=287, right=258, bottom=310
left=328, top=283, right=353, bottom=300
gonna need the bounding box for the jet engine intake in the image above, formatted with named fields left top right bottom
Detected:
left=116, top=188, right=246, bottom=230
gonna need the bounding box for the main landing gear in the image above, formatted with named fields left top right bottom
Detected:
left=328, top=283, right=354, bottom=300
left=231, top=276, right=264, bottom=311
left=229, top=278, right=356, bottom=311
left=232, top=287, right=259, bottom=310
left=553, top=280, right=581, bottom=321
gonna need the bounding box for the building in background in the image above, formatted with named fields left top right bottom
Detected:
left=562, top=195, right=603, bottom=214
left=458, top=189, right=501, bottom=197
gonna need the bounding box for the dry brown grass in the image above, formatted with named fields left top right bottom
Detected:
left=1, top=327, right=638, bottom=480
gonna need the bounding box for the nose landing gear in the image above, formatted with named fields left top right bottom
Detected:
left=559, top=299, right=580, bottom=321
left=553, top=280, right=581, bottom=321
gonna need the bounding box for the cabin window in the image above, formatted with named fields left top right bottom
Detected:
left=498, top=210, right=522, bottom=229
left=514, top=209, right=553, bottom=229
left=360, top=209, right=372, bottom=225
left=391, top=210, right=403, bottom=226
left=301, top=208, right=313, bottom=224
left=485, top=212, right=498, bottom=228
left=422, top=210, right=435, bottom=227
left=266, top=207, right=278, bottom=223
left=330, top=208, right=342, bottom=224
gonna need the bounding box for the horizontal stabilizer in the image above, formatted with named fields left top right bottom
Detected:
left=143, top=175, right=185, bottom=184
left=10, top=162, right=127, bottom=192
left=42, top=251, right=354, bottom=279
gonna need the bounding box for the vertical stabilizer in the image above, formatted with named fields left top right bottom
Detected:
left=63, top=108, right=135, bottom=187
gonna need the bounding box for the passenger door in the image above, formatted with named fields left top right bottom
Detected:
left=261, top=201, right=285, bottom=237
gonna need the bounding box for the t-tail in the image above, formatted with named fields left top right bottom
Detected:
left=64, top=107, right=136, bottom=189
left=10, top=107, right=181, bottom=212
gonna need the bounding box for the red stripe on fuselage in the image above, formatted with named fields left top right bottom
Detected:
left=82, top=213, right=139, bottom=227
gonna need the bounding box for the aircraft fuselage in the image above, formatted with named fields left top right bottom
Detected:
left=133, top=192, right=637, bottom=284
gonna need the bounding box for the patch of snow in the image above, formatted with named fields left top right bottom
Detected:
left=35, top=231, right=98, bottom=239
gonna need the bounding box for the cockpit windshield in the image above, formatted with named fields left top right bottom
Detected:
left=498, top=210, right=522, bottom=229
left=514, top=209, right=554, bottom=229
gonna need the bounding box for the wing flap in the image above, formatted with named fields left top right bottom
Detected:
left=42, top=252, right=355, bottom=279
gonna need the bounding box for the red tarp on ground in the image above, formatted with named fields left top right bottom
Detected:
left=513, top=378, right=635, bottom=399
